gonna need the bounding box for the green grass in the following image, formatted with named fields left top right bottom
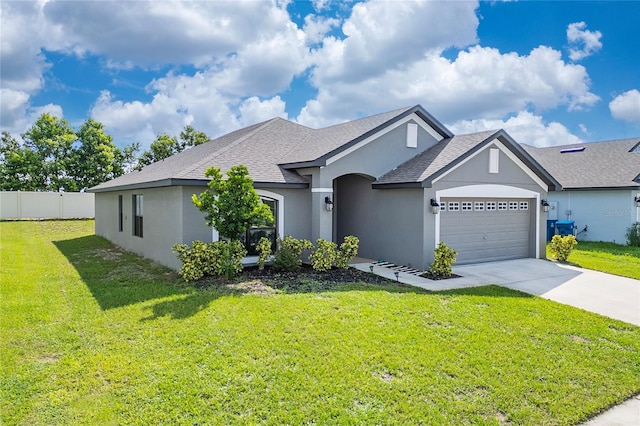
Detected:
left=2, top=221, right=640, bottom=425
left=547, top=240, right=640, bottom=280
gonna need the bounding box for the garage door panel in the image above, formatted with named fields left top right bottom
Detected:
left=440, top=198, right=531, bottom=264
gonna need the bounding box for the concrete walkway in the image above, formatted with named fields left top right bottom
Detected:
left=350, top=258, right=640, bottom=425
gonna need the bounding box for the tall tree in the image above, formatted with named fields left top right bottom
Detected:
left=178, top=125, right=209, bottom=151
left=72, top=118, right=123, bottom=190
left=0, top=132, right=40, bottom=191
left=21, top=113, right=77, bottom=191
left=138, top=126, right=209, bottom=168
left=138, top=133, right=179, bottom=167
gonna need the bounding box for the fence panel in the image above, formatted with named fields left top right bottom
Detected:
left=0, top=191, right=95, bottom=219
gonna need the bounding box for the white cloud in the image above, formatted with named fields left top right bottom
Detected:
left=303, top=14, right=340, bottom=44
left=449, top=111, right=582, bottom=148
left=239, top=96, right=288, bottom=127
left=310, top=0, right=479, bottom=85
left=567, top=21, right=602, bottom=61
left=298, top=45, right=599, bottom=128
left=609, top=89, right=640, bottom=123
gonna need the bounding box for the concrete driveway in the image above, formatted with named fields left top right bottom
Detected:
left=452, top=258, right=640, bottom=326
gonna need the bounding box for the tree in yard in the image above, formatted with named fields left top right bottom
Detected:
left=138, top=126, right=210, bottom=168
left=192, top=165, right=273, bottom=241
left=178, top=125, right=209, bottom=151
left=72, top=118, right=124, bottom=190
left=21, top=113, right=77, bottom=191
left=0, top=132, right=41, bottom=191
left=191, top=165, right=273, bottom=279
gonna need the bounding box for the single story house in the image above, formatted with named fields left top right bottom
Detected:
left=90, top=105, right=560, bottom=270
left=524, top=138, right=640, bottom=244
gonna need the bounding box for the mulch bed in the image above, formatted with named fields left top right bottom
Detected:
left=195, top=264, right=409, bottom=294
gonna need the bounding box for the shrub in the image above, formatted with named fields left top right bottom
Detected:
left=310, top=239, right=337, bottom=272
left=273, top=235, right=313, bottom=272
left=172, top=240, right=216, bottom=282
left=428, top=241, right=457, bottom=278
left=172, top=240, right=247, bottom=282
left=256, top=237, right=272, bottom=271
left=626, top=222, right=640, bottom=247
left=549, top=234, right=578, bottom=261
left=335, top=235, right=359, bottom=269
left=210, top=240, right=247, bottom=279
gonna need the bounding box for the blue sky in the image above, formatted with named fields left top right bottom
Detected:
left=1, top=0, right=639, bottom=149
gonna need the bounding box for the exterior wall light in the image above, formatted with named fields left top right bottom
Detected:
left=324, top=196, right=333, bottom=211
left=430, top=198, right=440, bottom=214
left=541, top=199, right=550, bottom=213
left=635, top=195, right=640, bottom=207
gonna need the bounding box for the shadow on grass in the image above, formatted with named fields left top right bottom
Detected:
left=54, top=235, right=199, bottom=311
left=54, top=235, right=456, bottom=320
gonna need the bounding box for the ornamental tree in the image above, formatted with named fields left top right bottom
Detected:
left=192, top=165, right=273, bottom=241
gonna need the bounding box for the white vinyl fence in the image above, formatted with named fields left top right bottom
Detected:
left=0, top=191, right=95, bottom=219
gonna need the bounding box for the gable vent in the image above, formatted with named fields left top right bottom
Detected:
left=560, top=147, right=585, bottom=153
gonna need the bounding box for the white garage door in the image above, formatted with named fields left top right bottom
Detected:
left=439, top=198, right=531, bottom=264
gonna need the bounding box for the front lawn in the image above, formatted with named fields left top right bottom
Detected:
left=2, top=221, right=640, bottom=425
left=547, top=240, right=640, bottom=280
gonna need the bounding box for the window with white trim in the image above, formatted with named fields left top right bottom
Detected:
left=474, top=201, right=485, bottom=211
left=462, top=201, right=473, bottom=211
left=509, top=201, right=519, bottom=210
left=448, top=202, right=460, bottom=211
left=486, top=201, right=496, bottom=211
left=519, top=201, right=529, bottom=210
left=498, top=201, right=508, bottom=211
left=240, top=197, right=277, bottom=255
left=440, top=203, right=446, bottom=212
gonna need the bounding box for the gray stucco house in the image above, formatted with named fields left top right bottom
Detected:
left=90, top=105, right=560, bottom=270
left=525, top=138, right=640, bottom=244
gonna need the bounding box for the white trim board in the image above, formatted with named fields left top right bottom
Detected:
left=326, top=113, right=444, bottom=166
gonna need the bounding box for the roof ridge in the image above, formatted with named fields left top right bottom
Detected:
left=176, top=117, right=285, bottom=179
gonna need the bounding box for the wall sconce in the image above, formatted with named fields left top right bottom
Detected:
left=430, top=199, right=440, bottom=214
left=541, top=199, right=550, bottom=213
left=324, top=196, right=333, bottom=211
left=635, top=196, right=640, bottom=207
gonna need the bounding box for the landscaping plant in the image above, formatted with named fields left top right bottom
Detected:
left=335, top=235, right=359, bottom=269
left=273, top=235, right=313, bottom=271
left=172, top=240, right=247, bottom=282
left=188, top=164, right=272, bottom=278
left=256, top=236, right=272, bottom=271
left=626, top=222, right=640, bottom=247
left=549, top=234, right=578, bottom=261
left=428, top=241, right=457, bottom=278
left=309, top=239, right=337, bottom=272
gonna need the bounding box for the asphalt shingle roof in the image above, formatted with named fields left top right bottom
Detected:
left=523, top=138, right=640, bottom=189
left=90, top=105, right=446, bottom=192
left=375, top=130, right=499, bottom=185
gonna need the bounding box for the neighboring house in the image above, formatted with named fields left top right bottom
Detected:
left=525, top=139, right=640, bottom=244
left=89, top=105, right=560, bottom=270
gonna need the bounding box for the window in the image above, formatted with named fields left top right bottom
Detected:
left=461, top=201, right=473, bottom=211
left=440, top=203, right=446, bottom=212
left=519, top=201, right=529, bottom=210
left=448, top=201, right=460, bottom=211
left=118, top=195, right=123, bottom=232
left=241, top=197, right=277, bottom=255
left=474, top=201, right=485, bottom=211
left=489, top=148, right=500, bottom=173
left=509, top=201, right=519, bottom=210
left=486, top=201, right=496, bottom=211
left=498, top=201, right=508, bottom=211
left=133, top=194, right=143, bottom=238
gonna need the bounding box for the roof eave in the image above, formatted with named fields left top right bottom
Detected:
left=89, top=178, right=309, bottom=193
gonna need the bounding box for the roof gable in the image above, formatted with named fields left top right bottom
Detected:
left=374, top=129, right=560, bottom=190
